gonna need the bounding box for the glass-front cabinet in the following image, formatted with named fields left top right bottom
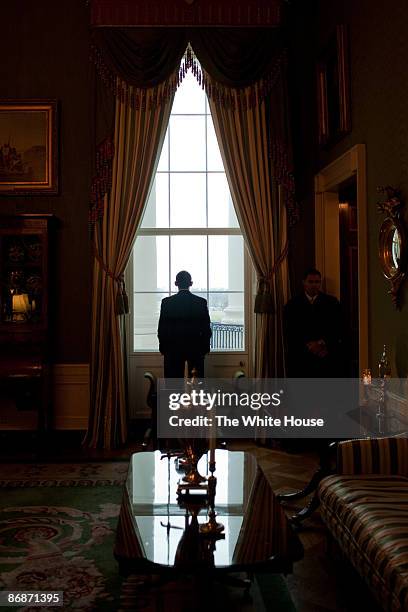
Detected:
left=0, top=214, right=52, bottom=431
left=0, top=219, right=48, bottom=328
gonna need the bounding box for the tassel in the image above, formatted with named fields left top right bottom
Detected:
left=115, top=291, right=125, bottom=315
left=115, top=278, right=129, bottom=315
left=122, top=287, right=129, bottom=314
left=254, top=277, right=275, bottom=314
left=254, top=292, right=274, bottom=314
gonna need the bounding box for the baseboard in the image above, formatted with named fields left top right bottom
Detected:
left=53, top=363, right=89, bottom=430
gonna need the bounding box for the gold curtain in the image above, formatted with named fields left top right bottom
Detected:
left=206, top=75, right=290, bottom=378
left=84, top=78, right=174, bottom=449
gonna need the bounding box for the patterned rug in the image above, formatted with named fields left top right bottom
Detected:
left=0, top=463, right=127, bottom=611
left=0, top=463, right=296, bottom=611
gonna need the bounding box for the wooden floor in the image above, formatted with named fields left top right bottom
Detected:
left=0, top=432, right=382, bottom=612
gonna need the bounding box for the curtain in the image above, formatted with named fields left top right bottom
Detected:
left=84, top=77, right=174, bottom=449
left=87, top=27, right=296, bottom=447
left=205, top=65, right=291, bottom=377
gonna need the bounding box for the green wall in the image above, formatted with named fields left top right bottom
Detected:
left=290, top=0, right=408, bottom=375
left=0, top=0, right=91, bottom=363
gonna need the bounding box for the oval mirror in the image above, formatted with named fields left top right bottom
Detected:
left=377, top=186, right=407, bottom=308
left=379, top=218, right=403, bottom=279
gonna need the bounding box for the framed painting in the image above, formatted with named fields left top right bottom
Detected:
left=0, top=100, right=58, bottom=195
left=317, top=25, right=351, bottom=147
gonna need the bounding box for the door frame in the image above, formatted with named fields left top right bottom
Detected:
left=314, top=144, right=368, bottom=369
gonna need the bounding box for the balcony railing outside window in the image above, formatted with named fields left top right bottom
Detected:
left=210, top=322, right=244, bottom=351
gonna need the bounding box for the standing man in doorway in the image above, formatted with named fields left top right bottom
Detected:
left=158, top=270, right=212, bottom=378
left=284, top=267, right=344, bottom=378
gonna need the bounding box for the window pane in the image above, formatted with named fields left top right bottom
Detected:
left=171, top=71, right=206, bottom=115
left=208, top=174, right=239, bottom=228
left=141, top=174, right=169, bottom=228
left=209, top=235, right=244, bottom=291
left=170, top=236, right=207, bottom=292
left=170, top=173, right=206, bottom=227
left=133, top=236, right=169, bottom=292
left=209, top=292, right=244, bottom=351
left=209, top=292, right=244, bottom=323
left=157, top=131, right=169, bottom=171
left=170, top=116, right=206, bottom=171
left=133, top=292, right=168, bottom=351
left=207, top=115, right=224, bottom=171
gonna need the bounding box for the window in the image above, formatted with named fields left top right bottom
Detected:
left=131, top=71, right=246, bottom=352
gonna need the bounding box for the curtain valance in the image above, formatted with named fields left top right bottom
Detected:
left=92, top=28, right=187, bottom=88
left=91, top=27, right=286, bottom=97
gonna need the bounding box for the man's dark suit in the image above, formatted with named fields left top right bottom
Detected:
left=158, top=290, right=212, bottom=378
left=284, top=292, right=343, bottom=377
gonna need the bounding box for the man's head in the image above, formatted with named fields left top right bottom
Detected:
left=175, top=270, right=192, bottom=290
left=302, top=267, right=322, bottom=297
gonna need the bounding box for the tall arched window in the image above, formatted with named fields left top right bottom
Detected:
left=126, top=67, right=254, bottom=416
left=130, top=70, right=250, bottom=355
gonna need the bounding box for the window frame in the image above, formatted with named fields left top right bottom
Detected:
left=126, top=69, right=254, bottom=358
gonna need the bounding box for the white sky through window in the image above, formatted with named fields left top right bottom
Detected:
left=133, top=66, right=244, bottom=352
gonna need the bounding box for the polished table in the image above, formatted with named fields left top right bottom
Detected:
left=114, top=449, right=303, bottom=582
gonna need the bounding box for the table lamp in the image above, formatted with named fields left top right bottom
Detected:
left=12, top=292, right=29, bottom=321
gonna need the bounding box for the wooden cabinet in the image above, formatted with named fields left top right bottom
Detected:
left=0, top=214, right=53, bottom=431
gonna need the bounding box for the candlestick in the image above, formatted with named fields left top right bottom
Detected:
left=209, top=407, right=216, bottom=465
left=209, top=435, right=215, bottom=465
left=200, top=474, right=224, bottom=536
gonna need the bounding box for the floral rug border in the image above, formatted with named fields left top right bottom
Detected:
left=0, top=478, right=126, bottom=487
left=0, top=462, right=128, bottom=487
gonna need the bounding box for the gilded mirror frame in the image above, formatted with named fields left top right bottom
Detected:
left=377, top=186, right=407, bottom=308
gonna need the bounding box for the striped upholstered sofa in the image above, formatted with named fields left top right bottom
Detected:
left=318, top=437, right=408, bottom=612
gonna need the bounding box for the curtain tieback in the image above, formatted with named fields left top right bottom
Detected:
left=254, top=240, right=289, bottom=314
left=93, top=244, right=129, bottom=315
left=254, top=280, right=274, bottom=314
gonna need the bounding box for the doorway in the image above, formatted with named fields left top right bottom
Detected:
left=314, top=144, right=368, bottom=372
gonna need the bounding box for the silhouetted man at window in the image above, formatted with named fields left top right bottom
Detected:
left=158, top=271, right=212, bottom=378
left=284, top=267, right=344, bottom=378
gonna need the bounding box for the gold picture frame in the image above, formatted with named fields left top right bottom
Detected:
left=317, top=25, right=351, bottom=147
left=0, top=100, right=58, bottom=195
left=377, top=186, right=407, bottom=309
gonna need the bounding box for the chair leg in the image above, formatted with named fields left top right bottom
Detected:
left=277, top=441, right=335, bottom=524
left=277, top=466, right=326, bottom=501
left=289, top=491, right=320, bottom=527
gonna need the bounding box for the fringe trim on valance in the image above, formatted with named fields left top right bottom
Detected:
left=89, top=136, right=114, bottom=227
left=186, top=46, right=287, bottom=111
left=90, top=43, right=180, bottom=108
left=90, top=42, right=286, bottom=110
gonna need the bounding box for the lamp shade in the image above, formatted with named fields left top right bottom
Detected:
left=12, top=293, right=29, bottom=317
